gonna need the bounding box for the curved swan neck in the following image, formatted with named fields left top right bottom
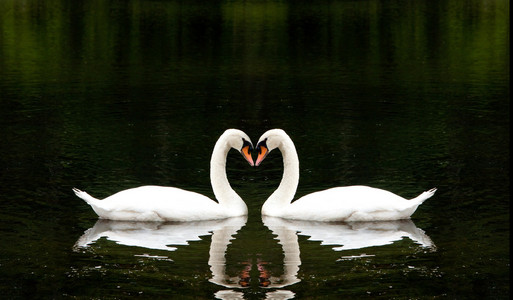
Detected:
left=267, top=135, right=300, bottom=208
left=210, top=136, right=244, bottom=210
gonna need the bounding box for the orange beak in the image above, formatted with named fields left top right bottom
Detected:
left=255, top=145, right=268, bottom=167
left=241, top=145, right=254, bottom=166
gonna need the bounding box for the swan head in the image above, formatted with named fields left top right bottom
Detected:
left=221, top=129, right=255, bottom=166
left=255, top=129, right=289, bottom=166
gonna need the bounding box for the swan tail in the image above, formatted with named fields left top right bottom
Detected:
left=410, top=187, right=437, bottom=204
left=73, top=188, right=99, bottom=204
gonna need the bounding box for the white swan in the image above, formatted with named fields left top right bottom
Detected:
left=255, top=129, right=437, bottom=221
left=73, top=129, right=255, bottom=221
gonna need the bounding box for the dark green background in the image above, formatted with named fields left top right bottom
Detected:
left=0, top=0, right=509, bottom=298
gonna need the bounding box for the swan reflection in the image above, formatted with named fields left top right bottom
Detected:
left=207, top=219, right=296, bottom=299
left=207, top=216, right=248, bottom=288
left=74, top=215, right=433, bottom=299
left=211, top=217, right=433, bottom=293
left=74, top=216, right=247, bottom=253
left=75, top=216, right=296, bottom=299
left=214, top=289, right=295, bottom=300
left=263, top=216, right=435, bottom=259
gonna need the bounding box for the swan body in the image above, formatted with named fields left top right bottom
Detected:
left=255, top=129, right=436, bottom=222
left=73, top=129, right=254, bottom=222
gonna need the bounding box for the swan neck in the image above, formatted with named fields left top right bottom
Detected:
left=210, top=139, right=244, bottom=210
left=270, top=137, right=300, bottom=206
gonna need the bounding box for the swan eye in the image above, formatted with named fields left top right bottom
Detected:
left=242, top=139, right=253, bottom=151
left=256, top=139, right=268, bottom=155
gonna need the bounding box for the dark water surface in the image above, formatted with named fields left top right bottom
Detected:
left=0, top=0, right=509, bottom=298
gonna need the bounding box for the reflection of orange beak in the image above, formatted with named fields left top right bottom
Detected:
left=242, top=145, right=255, bottom=166
left=257, top=260, right=271, bottom=287
left=255, top=145, right=268, bottom=167
left=238, top=262, right=252, bottom=287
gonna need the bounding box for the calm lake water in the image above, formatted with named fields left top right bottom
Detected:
left=0, top=0, right=509, bottom=298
